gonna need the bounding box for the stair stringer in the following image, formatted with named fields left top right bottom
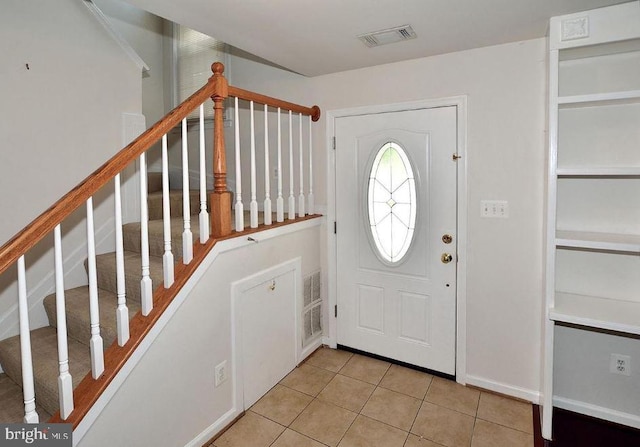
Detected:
left=74, top=218, right=322, bottom=447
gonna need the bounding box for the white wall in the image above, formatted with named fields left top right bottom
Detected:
left=77, top=224, right=321, bottom=447
left=0, top=0, right=142, bottom=337
left=314, top=39, right=546, bottom=398
left=554, top=325, right=640, bottom=424
left=0, top=0, right=142, bottom=245
left=94, top=0, right=166, bottom=127
left=226, top=39, right=547, bottom=398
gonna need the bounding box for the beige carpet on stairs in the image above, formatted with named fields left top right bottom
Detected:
left=0, top=176, right=228, bottom=423
left=43, top=286, right=141, bottom=349
left=0, top=327, right=91, bottom=417
left=0, top=373, right=51, bottom=423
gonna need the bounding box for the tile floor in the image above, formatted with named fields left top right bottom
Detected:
left=211, top=348, right=534, bottom=447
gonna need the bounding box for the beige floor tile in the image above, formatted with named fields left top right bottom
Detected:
left=317, top=374, right=375, bottom=412
left=271, top=429, right=327, bottom=447
left=411, top=402, right=475, bottom=447
left=476, top=392, right=533, bottom=434
left=306, top=347, right=353, bottom=372
left=280, top=363, right=336, bottom=396
left=425, top=377, right=480, bottom=416
left=404, top=434, right=445, bottom=447
left=213, top=411, right=284, bottom=447
left=361, top=387, right=421, bottom=431
left=290, top=399, right=357, bottom=447
left=471, top=419, right=534, bottom=447
left=379, top=364, right=433, bottom=400
left=338, top=415, right=408, bottom=447
left=339, top=354, right=391, bottom=385
left=250, top=384, right=313, bottom=426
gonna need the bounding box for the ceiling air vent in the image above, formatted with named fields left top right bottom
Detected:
left=358, top=25, right=417, bottom=48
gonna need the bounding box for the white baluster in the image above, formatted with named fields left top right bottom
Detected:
left=288, top=110, right=295, bottom=220
left=54, top=225, right=74, bottom=419
left=249, top=101, right=258, bottom=228
left=181, top=118, right=194, bottom=263
left=86, top=197, right=105, bottom=379
left=17, top=256, right=38, bottom=423
left=139, top=152, right=153, bottom=316
left=162, top=134, right=175, bottom=287
left=276, top=108, right=284, bottom=222
left=198, top=104, right=210, bottom=243
left=234, top=97, right=244, bottom=232
left=263, top=104, right=272, bottom=225
left=308, top=115, right=315, bottom=215
left=298, top=113, right=305, bottom=216
left=114, top=174, right=129, bottom=346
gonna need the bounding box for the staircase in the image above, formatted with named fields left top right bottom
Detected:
left=0, top=173, right=202, bottom=423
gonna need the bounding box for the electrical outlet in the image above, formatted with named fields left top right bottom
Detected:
left=215, top=360, right=228, bottom=387
left=610, top=354, right=631, bottom=376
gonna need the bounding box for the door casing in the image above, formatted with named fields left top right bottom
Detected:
left=326, top=97, right=468, bottom=384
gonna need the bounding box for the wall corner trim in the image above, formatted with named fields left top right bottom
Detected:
left=82, top=0, right=150, bottom=73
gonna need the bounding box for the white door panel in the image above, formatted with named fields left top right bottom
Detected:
left=336, top=107, right=457, bottom=374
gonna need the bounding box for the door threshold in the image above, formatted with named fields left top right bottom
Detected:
left=337, top=344, right=455, bottom=382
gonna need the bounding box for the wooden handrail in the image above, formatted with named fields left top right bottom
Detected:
left=0, top=63, right=320, bottom=277
left=229, top=86, right=321, bottom=122
left=0, top=81, right=212, bottom=277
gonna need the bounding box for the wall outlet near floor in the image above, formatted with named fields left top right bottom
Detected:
left=610, top=354, right=631, bottom=376
left=480, top=200, right=509, bottom=218
left=215, top=360, right=228, bottom=387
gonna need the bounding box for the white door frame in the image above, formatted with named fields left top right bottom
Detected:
left=325, top=96, right=468, bottom=384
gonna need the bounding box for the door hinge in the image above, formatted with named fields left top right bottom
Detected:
left=334, top=305, right=338, bottom=318
left=452, top=153, right=461, bottom=161
left=334, top=221, right=337, bottom=234
left=332, top=136, right=336, bottom=150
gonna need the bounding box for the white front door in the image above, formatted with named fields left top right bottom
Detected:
left=335, top=106, right=458, bottom=375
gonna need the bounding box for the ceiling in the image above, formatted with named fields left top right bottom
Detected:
left=125, top=0, right=632, bottom=76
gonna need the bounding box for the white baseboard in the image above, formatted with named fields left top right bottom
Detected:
left=0, top=216, right=115, bottom=343
left=553, top=396, right=640, bottom=430
left=465, top=374, right=541, bottom=404
left=184, top=407, right=241, bottom=447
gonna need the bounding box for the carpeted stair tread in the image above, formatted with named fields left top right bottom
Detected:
left=0, top=327, right=91, bottom=417
left=92, top=251, right=164, bottom=304
left=147, top=190, right=203, bottom=221
left=0, top=373, right=52, bottom=423
left=0, top=374, right=52, bottom=423
left=147, top=172, right=162, bottom=194
left=122, top=217, right=201, bottom=258
left=43, top=287, right=141, bottom=349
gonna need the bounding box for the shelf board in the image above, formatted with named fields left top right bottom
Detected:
left=550, top=292, right=640, bottom=335
left=558, top=90, right=640, bottom=108
left=556, top=167, right=640, bottom=177
left=556, top=231, right=640, bottom=253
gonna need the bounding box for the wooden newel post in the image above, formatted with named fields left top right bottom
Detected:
left=209, top=62, right=232, bottom=237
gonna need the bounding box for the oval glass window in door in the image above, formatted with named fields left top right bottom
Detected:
left=367, top=141, right=417, bottom=264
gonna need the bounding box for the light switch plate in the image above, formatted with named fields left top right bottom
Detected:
left=481, top=200, right=509, bottom=218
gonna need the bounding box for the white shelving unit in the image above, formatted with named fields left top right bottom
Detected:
left=543, top=2, right=640, bottom=440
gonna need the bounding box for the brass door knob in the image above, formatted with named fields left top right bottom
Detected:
left=441, top=253, right=453, bottom=264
